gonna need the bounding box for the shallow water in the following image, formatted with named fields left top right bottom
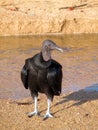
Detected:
left=0, top=34, right=98, bottom=99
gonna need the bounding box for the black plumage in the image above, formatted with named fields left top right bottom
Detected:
left=21, top=39, right=63, bottom=119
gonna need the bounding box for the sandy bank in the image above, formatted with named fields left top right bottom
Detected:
left=0, top=0, right=98, bottom=36
left=0, top=92, right=98, bottom=130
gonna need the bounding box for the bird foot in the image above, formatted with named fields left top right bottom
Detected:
left=43, top=113, right=53, bottom=120
left=27, top=111, right=40, bottom=118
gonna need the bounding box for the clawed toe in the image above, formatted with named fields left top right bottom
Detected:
left=43, top=113, right=53, bottom=120
left=27, top=111, right=40, bottom=118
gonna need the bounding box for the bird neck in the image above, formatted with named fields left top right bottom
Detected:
left=40, top=52, right=51, bottom=63
left=33, top=53, right=51, bottom=70
left=41, top=47, right=51, bottom=61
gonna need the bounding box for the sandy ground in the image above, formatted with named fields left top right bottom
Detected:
left=0, top=92, right=98, bottom=130
left=0, top=0, right=98, bottom=35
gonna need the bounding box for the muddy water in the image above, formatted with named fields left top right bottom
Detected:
left=0, top=34, right=98, bottom=99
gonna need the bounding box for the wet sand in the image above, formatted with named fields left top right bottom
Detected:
left=0, top=34, right=98, bottom=129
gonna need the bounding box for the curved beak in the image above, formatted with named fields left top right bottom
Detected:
left=55, top=46, right=64, bottom=53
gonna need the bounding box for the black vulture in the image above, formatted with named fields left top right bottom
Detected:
left=21, top=39, right=63, bottom=119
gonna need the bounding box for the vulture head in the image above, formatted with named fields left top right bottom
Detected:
left=41, top=39, right=63, bottom=61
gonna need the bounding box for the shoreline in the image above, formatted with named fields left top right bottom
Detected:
left=0, top=33, right=98, bottom=37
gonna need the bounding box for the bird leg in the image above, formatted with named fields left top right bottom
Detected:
left=27, top=96, right=39, bottom=117
left=43, top=98, right=53, bottom=120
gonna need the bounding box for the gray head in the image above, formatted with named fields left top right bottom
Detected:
left=41, top=39, right=63, bottom=61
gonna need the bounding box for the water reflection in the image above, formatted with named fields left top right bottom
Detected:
left=0, top=34, right=98, bottom=99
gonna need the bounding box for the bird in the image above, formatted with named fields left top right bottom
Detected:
left=21, top=39, right=63, bottom=119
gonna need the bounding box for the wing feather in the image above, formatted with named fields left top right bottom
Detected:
left=21, top=65, right=28, bottom=89
left=47, top=65, right=62, bottom=95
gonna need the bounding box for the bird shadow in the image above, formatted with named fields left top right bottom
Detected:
left=10, top=84, right=98, bottom=119
left=53, top=84, right=98, bottom=115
